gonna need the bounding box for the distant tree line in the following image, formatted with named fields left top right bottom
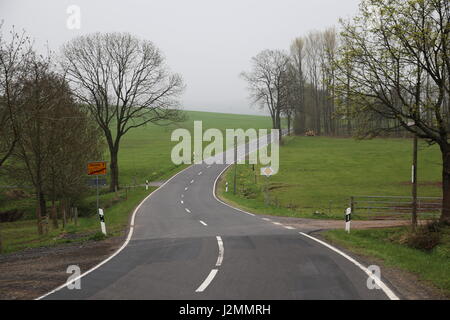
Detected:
left=242, top=0, right=450, bottom=224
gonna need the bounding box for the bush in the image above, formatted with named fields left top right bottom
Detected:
left=403, top=221, right=442, bottom=251
left=89, top=231, right=107, bottom=241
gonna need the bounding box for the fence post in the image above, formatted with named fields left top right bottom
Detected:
left=74, top=207, right=78, bottom=226
left=350, top=196, right=355, bottom=215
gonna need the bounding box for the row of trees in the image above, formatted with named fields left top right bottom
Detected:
left=242, top=0, right=450, bottom=224
left=0, top=25, right=185, bottom=240
left=0, top=25, right=103, bottom=236
left=241, top=28, right=344, bottom=137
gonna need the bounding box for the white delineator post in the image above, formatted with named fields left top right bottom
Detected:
left=146, top=180, right=149, bottom=191
left=99, top=208, right=107, bottom=235
left=345, top=207, right=352, bottom=233
left=225, top=182, right=228, bottom=192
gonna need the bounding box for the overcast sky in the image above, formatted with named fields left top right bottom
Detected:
left=1, top=0, right=360, bottom=115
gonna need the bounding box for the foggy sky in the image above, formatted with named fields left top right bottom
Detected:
left=1, top=0, right=360, bottom=115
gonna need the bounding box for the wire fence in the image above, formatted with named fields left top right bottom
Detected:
left=350, top=195, right=442, bottom=220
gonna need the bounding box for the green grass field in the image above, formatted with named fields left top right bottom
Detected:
left=218, top=135, right=442, bottom=219
left=323, top=227, right=450, bottom=296
left=116, top=110, right=273, bottom=186
left=0, top=110, right=273, bottom=254
left=0, top=188, right=153, bottom=253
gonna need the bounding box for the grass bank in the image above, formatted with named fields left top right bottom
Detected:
left=322, top=226, right=450, bottom=296
left=218, top=135, right=442, bottom=219
left=0, top=187, right=154, bottom=254
left=0, top=110, right=273, bottom=254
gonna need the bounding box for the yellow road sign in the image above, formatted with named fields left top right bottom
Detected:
left=87, top=161, right=107, bottom=176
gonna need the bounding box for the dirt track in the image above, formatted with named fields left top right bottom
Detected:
left=0, top=236, right=123, bottom=300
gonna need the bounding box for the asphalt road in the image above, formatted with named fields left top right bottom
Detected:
left=43, top=133, right=395, bottom=300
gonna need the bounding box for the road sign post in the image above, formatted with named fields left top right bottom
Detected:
left=88, top=161, right=107, bottom=235
left=345, top=207, right=352, bottom=233
left=98, top=208, right=107, bottom=235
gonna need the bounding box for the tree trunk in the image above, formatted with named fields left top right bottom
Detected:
left=295, top=110, right=306, bottom=135
left=440, top=146, right=450, bottom=224
left=0, top=226, right=3, bottom=253
left=36, top=191, right=46, bottom=235
left=109, top=147, right=120, bottom=192
left=287, top=114, right=291, bottom=135
left=51, top=200, right=58, bottom=229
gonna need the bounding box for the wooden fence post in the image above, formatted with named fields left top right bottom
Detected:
left=74, top=207, right=78, bottom=226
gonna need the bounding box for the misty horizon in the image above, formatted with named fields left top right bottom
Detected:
left=1, top=0, right=360, bottom=115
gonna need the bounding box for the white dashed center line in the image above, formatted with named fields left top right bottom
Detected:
left=185, top=208, right=191, bottom=214
left=272, top=222, right=282, bottom=226
left=195, top=269, right=218, bottom=293
left=181, top=200, right=184, bottom=204
left=199, top=220, right=207, bottom=226
left=198, top=172, right=202, bottom=175
left=262, top=218, right=272, bottom=222
left=190, top=180, right=194, bottom=184
left=284, top=226, right=296, bottom=230
left=185, top=187, right=188, bottom=191
left=216, top=236, right=224, bottom=267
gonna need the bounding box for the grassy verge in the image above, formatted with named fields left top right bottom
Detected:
left=0, top=110, right=273, bottom=254
left=322, top=226, right=450, bottom=295
left=218, top=135, right=442, bottom=219
left=117, top=110, right=272, bottom=185
left=0, top=187, right=154, bottom=254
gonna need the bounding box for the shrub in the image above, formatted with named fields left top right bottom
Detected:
left=404, top=221, right=442, bottom=251
left=89, top=232, right=107, bottom=241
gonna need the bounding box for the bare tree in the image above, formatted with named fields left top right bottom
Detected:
left=305, top=31, right=323, bottom=135
left=320, top=27, right=338, bottom=135
left=10, top=56, right=65, bottom=234
left=7, top=53, right=105, bottom=235
left=281, top=77, right=295, bottom=135
left=61, top=32, right=184, bottom=192
left=46, top=103, right=104, bottom=229
left=241, top=49, right=290, bottom=136
left=290, top=37, right=307, bottom=135
left=334, top=0, right=450, bottom=224
left=0, top=23, right=32, bottom=168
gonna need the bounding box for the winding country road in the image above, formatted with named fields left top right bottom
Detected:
left=40, top=133, right=398, bottom=300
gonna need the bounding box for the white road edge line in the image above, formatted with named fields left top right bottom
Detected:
left=195, top=269, right=218, bottom=293
left=216, top=236, right=224, bottom=267
left=299, top=232, right=400, bottom=300
left=36, top=164, right=197, bottom=300
left=210, top=132, right=287, bottom=218
left=199, top=220, right=207, bottom=226
left=212, top=165, right=255, bottom=217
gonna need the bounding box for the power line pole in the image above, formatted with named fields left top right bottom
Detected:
left=412, top=132, right=418, bottom=230
left=233, top=140, right=237, bottom=195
